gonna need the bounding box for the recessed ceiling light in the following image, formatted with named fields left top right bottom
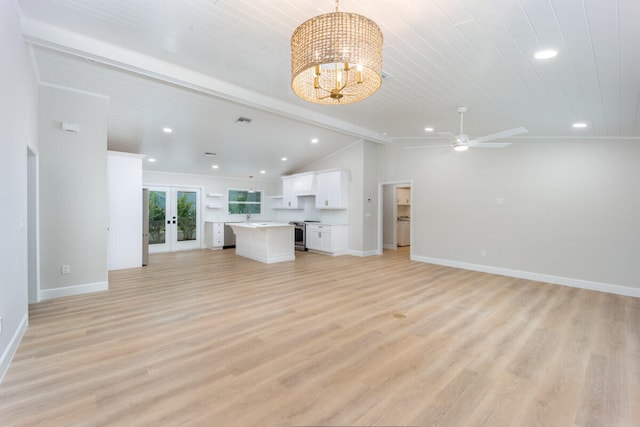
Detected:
left=162, top=127, right=172, bottom=133
left=281, top=157, right=288, bottom=161
left=534, top=49, right=558, bottom=60
left=572, top=122, right=588, bottom=128
left=424, top=127, right=434, bottom=132
left=311, top=138, right=319, bottom=143
left=260, top=170, right=266, bottom=174
left=147, top=158, right=156, bottom=162
left=211, top=164, right=219, bottom=169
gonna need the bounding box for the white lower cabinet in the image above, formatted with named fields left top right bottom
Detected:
left=204, top=222, right=224, bottom=249
left=306, top=224, right=348, bottom=255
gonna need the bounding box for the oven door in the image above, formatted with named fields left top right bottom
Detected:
left=293, top=224, right=306, bottom=251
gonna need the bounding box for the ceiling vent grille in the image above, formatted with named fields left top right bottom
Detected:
left=236, top=117, right=252, bottom=124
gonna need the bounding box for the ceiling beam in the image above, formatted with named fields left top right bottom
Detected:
left=21, top=17, right=392, bottom=145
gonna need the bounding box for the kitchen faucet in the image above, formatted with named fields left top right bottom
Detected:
left=246, top=213, right=251, bottom=222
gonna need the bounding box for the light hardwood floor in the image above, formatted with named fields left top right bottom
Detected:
left=1, top=248, right=638, bottom=426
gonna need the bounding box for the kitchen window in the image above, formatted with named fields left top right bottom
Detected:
left=228, top=189, right=262, bottom=214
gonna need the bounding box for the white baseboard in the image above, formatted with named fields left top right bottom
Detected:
left=383, top=244, right=396, bottom=250
left=347, top=249, right=389, bottom=257
left=412, top=255, right=640, bottom=298
left=0, top=313, right=28, bottom=384
left=361, top=250, right=379, bottom=257
left=39, top=281, right=109, bottom=301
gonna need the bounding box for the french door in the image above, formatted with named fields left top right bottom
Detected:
left=146, top=186, right=201, bottom=253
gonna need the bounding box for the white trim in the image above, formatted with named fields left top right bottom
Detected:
left=345, top=249, right=377, bottom=257
left=391, top=135, right=640, bottom=142
left=234, top=250, right=295, bottom=264
left=39, top=281, right=108, bottom=301
left=38, top=81, right=109, bottom=100
left=412, top=255, right=640, bottom=298
left=107, top=150, right=146, bottom=159
left=0, top=314, right=28, bottom=384
left=308, top=248, right=351, bottom=257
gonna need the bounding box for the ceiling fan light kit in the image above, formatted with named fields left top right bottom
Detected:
left=291, top=0, right=383, bottom=104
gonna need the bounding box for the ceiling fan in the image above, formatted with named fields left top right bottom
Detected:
left=437, top=106, right=527, bottom=151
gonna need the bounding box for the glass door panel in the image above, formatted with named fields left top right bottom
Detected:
left=177, top=191, right=197, bottom=242
left=149, top=190, right=167, bottom=245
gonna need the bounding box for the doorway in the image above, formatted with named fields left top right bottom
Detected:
left=146, top=186, right=201, bottom=253
left=378, top=181, right=412, bottom=257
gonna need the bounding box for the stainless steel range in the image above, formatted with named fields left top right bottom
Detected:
left=288, top=220, right=319, bottom=251
left=289, top=221, right=306, bottom=251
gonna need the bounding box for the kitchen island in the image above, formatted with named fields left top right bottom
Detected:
left=227, top=222, right=295, bottom=264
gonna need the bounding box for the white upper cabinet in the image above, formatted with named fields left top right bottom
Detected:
left=281, top=176, right=300, bottom=209
left=315, top=170, right=348, bottom=209
left=276, top=169, right=349, bottom=210
left=397, top=188, right=411, bottom=205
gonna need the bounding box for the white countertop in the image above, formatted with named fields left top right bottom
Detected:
left=229, top=222, right=293, bottom=229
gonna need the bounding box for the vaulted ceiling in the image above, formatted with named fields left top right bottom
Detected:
left=16, top=0, right=640, bottom=179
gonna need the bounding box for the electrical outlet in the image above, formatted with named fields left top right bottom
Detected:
left=61, top=265, right=70, bottom=274
left=480, top=249, right=487, bottom=257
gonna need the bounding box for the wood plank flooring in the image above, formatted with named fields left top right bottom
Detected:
left=1, top=248, right=638, bottom=426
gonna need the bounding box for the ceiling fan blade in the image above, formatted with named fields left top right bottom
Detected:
left=404, top=144, right=452, bottom=150
left=468, top=127, right=527, bottom=145
left=437, top=131, right=458, bottom=142
left=471, top=142, right=511, bottom=148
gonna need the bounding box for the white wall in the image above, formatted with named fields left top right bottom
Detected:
left=362, top=141, right=379, bottom=254
left=0, top=0, right=38, bottom=382
left=379, top=138, right=640, bottom=294
left=108, top=152, right=144, bottom=270
left=38, top=85, right=109, bottom=299
left=300, top=140, right=366, bottom=254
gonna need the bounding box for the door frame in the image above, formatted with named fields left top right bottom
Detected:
left=377, top=180, right=412, bottom=256
left=144, top=185, right=202, bottom=253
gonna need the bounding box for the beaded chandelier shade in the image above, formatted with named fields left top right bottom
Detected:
left=291, top=1, right=383, bottom=105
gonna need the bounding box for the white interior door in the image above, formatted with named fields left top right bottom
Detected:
left=147, top=186, right=201, bottom=253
